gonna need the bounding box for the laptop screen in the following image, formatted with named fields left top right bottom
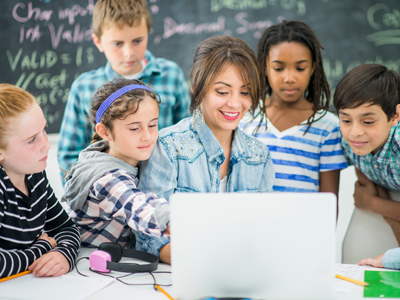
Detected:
left=170, top=192, right=336, bottom=300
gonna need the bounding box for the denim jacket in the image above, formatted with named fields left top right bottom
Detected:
left=136, top=113, right=274, bottom=256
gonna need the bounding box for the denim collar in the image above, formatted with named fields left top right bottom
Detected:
left=191, top=112, right=247, bottom=164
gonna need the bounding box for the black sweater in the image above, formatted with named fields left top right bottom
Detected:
left=0, top=167, right=81, bottom=278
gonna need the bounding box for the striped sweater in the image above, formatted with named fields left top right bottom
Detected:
left=0, top=167, right=81, bottom=278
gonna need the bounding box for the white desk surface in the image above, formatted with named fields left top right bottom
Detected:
left=2, top=248, right=399, bottom=300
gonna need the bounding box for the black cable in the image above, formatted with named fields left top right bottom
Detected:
left=75, top=256, right=172, bottom=286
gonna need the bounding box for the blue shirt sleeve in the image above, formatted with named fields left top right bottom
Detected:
left=136, top=232, right=170, bottom=257
left=382, top=247, right=400, bottom=269
left=138, top=140, right=178, bottom=201
left=258, top=156, right=275, bottom=192
left=57, top=79, right=93, bottom=183
left=137, top=140, right=176, bottom=256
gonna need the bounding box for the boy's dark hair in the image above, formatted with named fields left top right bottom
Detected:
left=92, top=0, right=152, bottom=38
left=333, top=64, right=400, bottom=121
left=90, top=78, right=159, bottom=143
left=257, top=20, right=330, bottom=116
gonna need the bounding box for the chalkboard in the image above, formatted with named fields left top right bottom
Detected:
left=0, top=0, right=399, bottom=133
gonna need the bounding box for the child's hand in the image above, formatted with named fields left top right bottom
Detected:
left=38, top=233, right=57, bottom=249
left=355, top=168, right=369, bottom=185
left=354, top=176, right=377, bottom=210
left=376, top=184, right=390, bottom=200
left=357, top=253, right=384, bottom=268
left=159, top=243, right=171, bottom=264
left=165, top=225, right=170, bottom=235
left=28, top=251, right=70, bottom=277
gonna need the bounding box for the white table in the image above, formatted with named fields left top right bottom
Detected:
left=74, top=249, right=400, bottom=300
left=75, top=248, right=173, bottom=300
left=2, top=248, right=399, bottom=300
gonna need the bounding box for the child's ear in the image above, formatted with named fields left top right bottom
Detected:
left=390, top=104, right=400, bottom=126
left=96, top=123, right=112, bottom=141
left=92, top=33, right=104, bottom=53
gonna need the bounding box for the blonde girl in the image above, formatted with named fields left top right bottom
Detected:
left=0, top=84, right=80, bottom=279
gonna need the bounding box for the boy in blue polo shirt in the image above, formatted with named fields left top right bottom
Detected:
left=57, top=0, right=190, bottom=182
left=333, top=63, right=400, bottom=268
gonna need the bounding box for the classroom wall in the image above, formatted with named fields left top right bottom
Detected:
left=1, top=0, right=399, bottom=133
left=47, top=134, right=64, bottom=201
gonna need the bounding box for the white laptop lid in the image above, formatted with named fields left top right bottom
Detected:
left=170, top=192, right=336, bottom=300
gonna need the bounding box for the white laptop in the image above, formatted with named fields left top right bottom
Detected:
left=170, top=192, right=336, bottom=300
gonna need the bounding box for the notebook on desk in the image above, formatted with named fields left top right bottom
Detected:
left=170, top=192, right=337, bottom=300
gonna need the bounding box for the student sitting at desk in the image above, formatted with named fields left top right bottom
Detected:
left=62, top=78, right=170, bottom=249
left=333, top=64, right=400, bottom=243
left=0, top=84, right=80, bottom=279
left=138, top=35, right=275, bottom=264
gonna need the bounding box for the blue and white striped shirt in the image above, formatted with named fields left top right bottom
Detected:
left=240, top=110, right=348, bottom=192
left=341, top=123, right=400, bottom=191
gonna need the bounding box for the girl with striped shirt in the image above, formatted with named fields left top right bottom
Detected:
left=0, top=84, right=80, bottom=279
left=241, top=20, right=347, bottom=201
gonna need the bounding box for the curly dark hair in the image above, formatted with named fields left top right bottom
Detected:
left=90, top=78, right=159, bottom=143
left=257, top=20, right=330, bottom=129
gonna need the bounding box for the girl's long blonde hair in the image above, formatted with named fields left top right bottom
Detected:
left=0, top=84, right=37, bottom=149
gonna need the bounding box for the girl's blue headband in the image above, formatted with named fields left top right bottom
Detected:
left=95, top=84, right=153, bottom=123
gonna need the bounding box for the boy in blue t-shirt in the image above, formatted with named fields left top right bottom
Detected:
left=57, top=0, right=190, bottom=182
left=333, top=63, right=400, bottom=269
